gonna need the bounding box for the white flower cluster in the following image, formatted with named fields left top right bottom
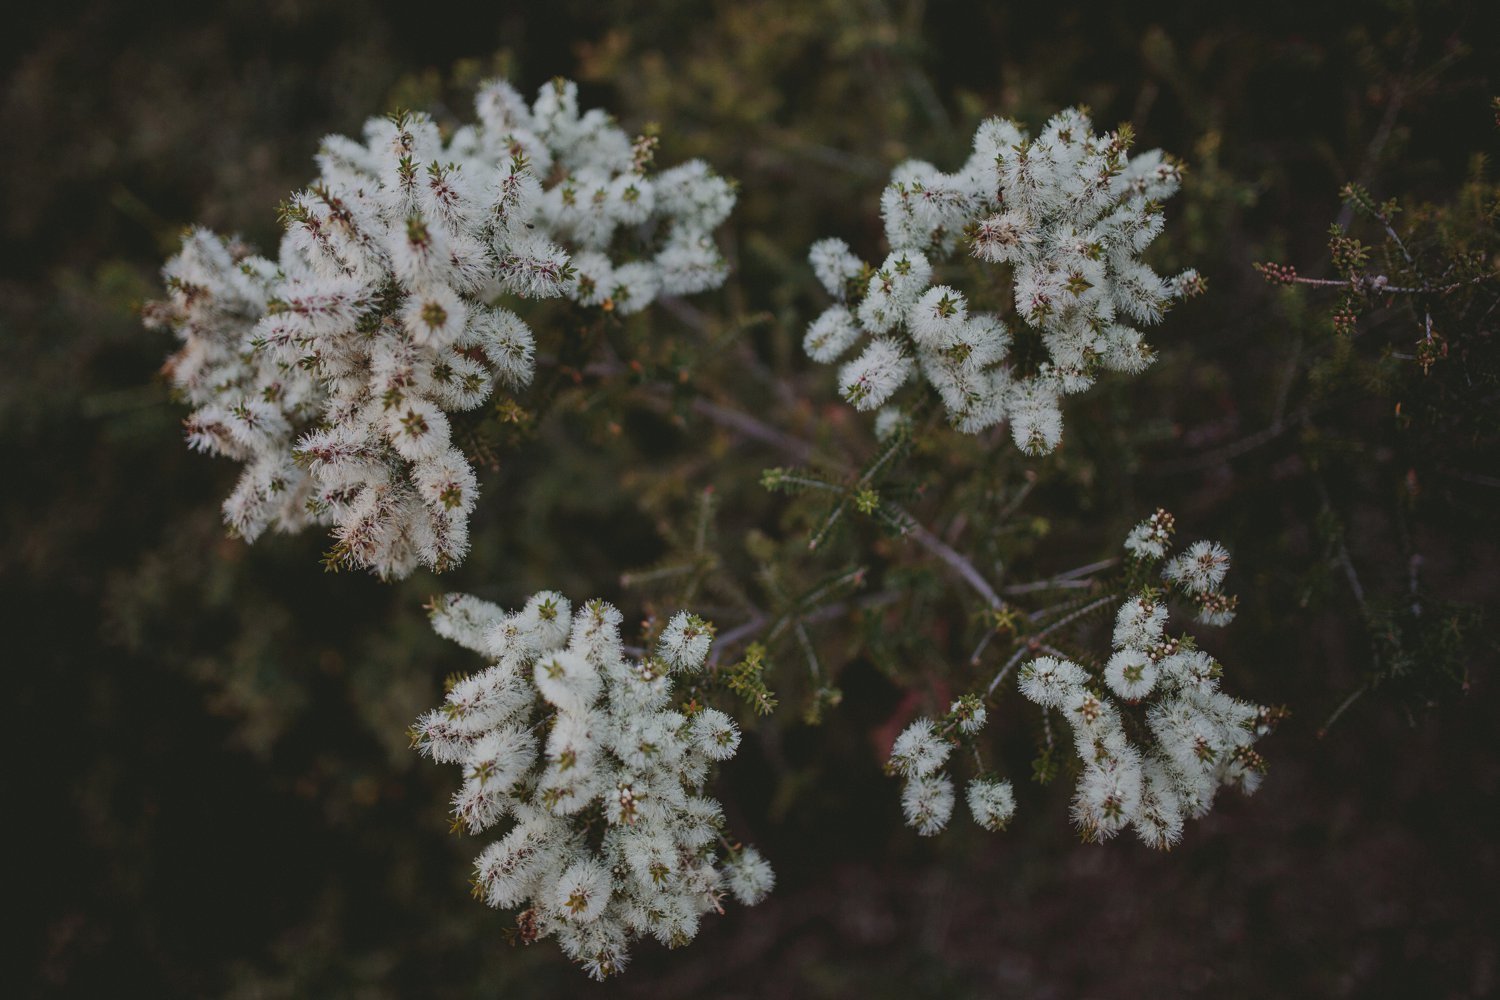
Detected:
left=412, top=591, right=771, bottom=980
left=1125, top=506, right=1238, bottom=627
left=804, top=108, right=1201, bottom=453
left=887, top=696, right=1016, bottom=836
left=145, top=78, right=735, bottom=577
left=1017, top=515, right=1270, bottom=848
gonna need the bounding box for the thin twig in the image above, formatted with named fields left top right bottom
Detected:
left=987, top=644, right=1031, bottom=697
left=995, top=473, right=1037, bottom=521
left=709, top=590, right=902, bottom=665
left=987, top=594, right=1117, bottom=696
left=1056, top=557, right=1120, bottom=581
left=712, top=612, right=769, bottom=660
left=792, top=621, right=822, bottom=681
left=1312, top=472, right=1368, bottom=612
left=968, top=627, right=999, bottom=667
left=1000, top=555, right=1116, bottom=595
left=1335, top=34, right=1415, bottom=231
left=1002, top=578, right=1095, bottom=596
left=650, top=395, right=1010, bottom=611
left=1027, top=594, right=1117, bottom=627
left=689, top=398, right=821, bottom=465
left=1318, top=683, right=1369, bottom=738
left=1151, top=409, right=1304, bottom=475
left=619, top=563, right=696, bottom=588
left=902, top=516, right=1003, bottom=609
left=651, top=394, right=1010, bottom=619
left=1271, top=332, right=1304, bottom=429
left=657, top=294, right=713, bottom=334
left=1273, top=272, right=1492, bottom=296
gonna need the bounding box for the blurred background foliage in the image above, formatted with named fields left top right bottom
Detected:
left=5, top=0, right=1499, bottom=996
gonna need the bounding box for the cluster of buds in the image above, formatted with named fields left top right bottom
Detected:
left=1252, top=261, right=1300, bottom=286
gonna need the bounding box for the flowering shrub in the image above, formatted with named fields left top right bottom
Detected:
left=145, top=78, right=734, bottom=577
left=141, top=71, right=1288, bottom=985
left=413, top=590, right=770, bottom=979
left=19, top=2, right=1500, bottom=992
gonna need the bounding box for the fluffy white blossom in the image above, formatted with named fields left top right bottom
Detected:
left=1164, top=539, right=1231, bottom=594
left=873, top=406, right=912, bottom=441
left=657, top=611, right=715, bottom=673
left=949, top=696, right=987, bottom=735
left=1104, top=647, right=1158, bottom=701
left=688, top=707, right=741, bottom=760
left=803, top=305, right=863, bottom=363
left=1163, top=539, right=1239, bottom=625
left=888, top=718, right=951, bottom=777
left=966, top=777, right=1017, bottom=831
left=723, top=845, right=776, bottom=906
left=1017, top=655, right=1089, bottom=709
left=839, top=337, right=914, bottom=411
left=148, top=79, right=736, bottom=578
left=413, top=591, right=769, bottom=978
left=808, top=237, right=864, bottom=298
left=1113, top=596, right=1168, bottom=650
left=900, top=772, right=956, bottom=836
left=1123, top=507, right=1176, bottom=560
left=887, top=695, right=1010, bottom=836
left=1014, top=513, right=1272, bottom=847
left=804, top=109, right=1200, bottom=450
left=1006, top=377, right=1065, bottom=455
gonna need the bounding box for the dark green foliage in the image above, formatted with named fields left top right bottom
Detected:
left=1254, top=105, right=1499, bottom=726
left=1362, top=595, right=1484, bottom=717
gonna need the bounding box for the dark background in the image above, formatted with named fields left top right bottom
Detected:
left=5, top=1, right=1498, bottom=996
